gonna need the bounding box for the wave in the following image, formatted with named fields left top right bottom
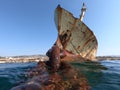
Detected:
left=0, top=60, right=120, bottom=90
left=0, top=62, right=37, bottom=90
left=101, top=60, right=120, bottom=64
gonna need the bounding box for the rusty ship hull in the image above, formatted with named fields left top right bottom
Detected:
left=54, top=5, right=98, bottom=60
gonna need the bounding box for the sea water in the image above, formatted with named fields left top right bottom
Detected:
left=71, top=60, right=120, bottom=90
left=0, top=60, right=120, bottom=90
left=92, top=60, right=120, bottom=90
left=0, top=62, right=37, bottom=90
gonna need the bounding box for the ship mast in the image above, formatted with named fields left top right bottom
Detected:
left=80, top=3, right=87, bottom=21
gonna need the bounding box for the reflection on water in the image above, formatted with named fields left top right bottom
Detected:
left=71, top=60, right=120, bottom=90
left=93, top=60, right=120, bottom=90
left=71, top=61, right=107, bottom=86
left=0, top=60, right=120, bottom=90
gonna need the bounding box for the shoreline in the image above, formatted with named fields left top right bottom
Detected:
left=1, top=55, right=120, bottom=63
left=96, top=56, right=120, bottom=61
left=0, top=55, right=49, bottom=63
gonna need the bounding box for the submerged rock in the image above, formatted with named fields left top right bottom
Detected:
left=11, top=61, right=90, bottom=90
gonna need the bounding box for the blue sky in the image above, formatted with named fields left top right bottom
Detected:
left=0, top=0, right=120, bottom=56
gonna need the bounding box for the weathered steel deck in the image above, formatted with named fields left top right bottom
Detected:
left=54, top=5, right=98, bottom=60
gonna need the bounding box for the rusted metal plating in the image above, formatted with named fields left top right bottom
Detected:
left=54, top=5, right=98, bottom=60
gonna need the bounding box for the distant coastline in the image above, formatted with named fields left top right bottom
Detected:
left=0, top=55, right=48, bottom=63
left=0, top=55, right=120, bottom=63
left=96, top=56, right=120, bottom=60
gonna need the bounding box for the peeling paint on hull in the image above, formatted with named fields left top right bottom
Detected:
left=54, top=5, right=98, bottom=60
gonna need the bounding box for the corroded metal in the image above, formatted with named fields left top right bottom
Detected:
left=54, top=5, right=98, bottom=60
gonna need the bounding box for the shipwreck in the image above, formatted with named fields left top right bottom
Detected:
left=54, top=4, right=98, bottom=61
left=10, top=4, right=96, bottom=90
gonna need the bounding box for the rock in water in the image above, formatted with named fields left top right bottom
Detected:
left=50, top=44, right=61, bottom=72
left=11, top=61, right=90, bottom=90
left=46, top=44, right=61, bottom=72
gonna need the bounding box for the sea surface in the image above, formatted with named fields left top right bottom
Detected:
left=0, top=60, right=120, bottom=90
